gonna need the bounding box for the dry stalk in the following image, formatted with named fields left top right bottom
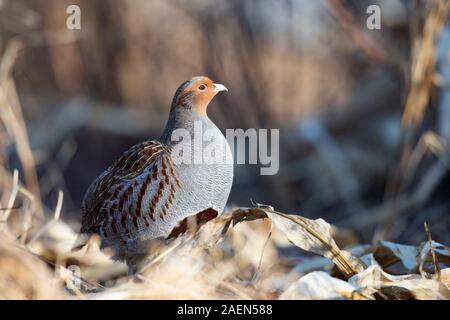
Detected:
left=0, top=39, right=43, bottom=216
left=402, top=0, right=450, bottom=126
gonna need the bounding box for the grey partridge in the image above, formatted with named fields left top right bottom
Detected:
left=79, top=76, right=233, bottom=270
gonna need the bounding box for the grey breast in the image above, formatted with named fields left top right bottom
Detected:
left=168, top=117, right=233, bottom=220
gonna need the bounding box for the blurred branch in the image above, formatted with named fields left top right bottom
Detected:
left=348, top=159, right=448, bottom=230
left=28, top=99, right=161, bottom=153
left=325, top=0, right=390, bottom=64
left=294, top=118, right=362, bottom=211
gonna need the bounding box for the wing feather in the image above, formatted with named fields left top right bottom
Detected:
left=81, top=140, right=166, bottom=233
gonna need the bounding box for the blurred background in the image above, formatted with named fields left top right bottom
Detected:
left=0, top=0, right=449, bottom=247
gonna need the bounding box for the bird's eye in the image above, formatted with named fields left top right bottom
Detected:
left=198, top=84, right=206, bottom=91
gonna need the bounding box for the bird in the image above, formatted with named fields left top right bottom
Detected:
left=77, top=76, right=233, bottom=272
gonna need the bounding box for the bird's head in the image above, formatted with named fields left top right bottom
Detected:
left=171, top=76, right=228, bottom=117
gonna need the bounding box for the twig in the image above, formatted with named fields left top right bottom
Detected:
left=251, top=230, right=272, bottom=284
left=0, top=169, right=19, bottom=225
left=0, top=205, right=22, bottom=211
left=424, top=222, right=441, bottom=280
left=26, top=190, right=63, bottom=248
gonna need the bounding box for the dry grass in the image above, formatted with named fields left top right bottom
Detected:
left=1, top=0, right=450, bottom=300
left=1, top=181, right=450, bottom=300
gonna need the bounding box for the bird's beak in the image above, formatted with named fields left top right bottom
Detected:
left=213, top=83, right=228, bottom=93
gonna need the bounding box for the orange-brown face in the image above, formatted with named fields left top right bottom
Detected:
left=175, top=77, right=228, bottom=116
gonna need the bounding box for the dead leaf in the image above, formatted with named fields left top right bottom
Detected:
left=418, top=240, right=450, bottom=263
left=177, top=207, right=367, bottom=279
left=265, top=210, right=366, bottom=278
left=350, top=264, right=450, bottom=300
left=279, top=271, right=360, bottom=300
left=374, top=286, right=416, bottom=300
left=374, top=240, right=419, bottom=273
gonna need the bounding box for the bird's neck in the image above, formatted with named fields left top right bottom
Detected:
left=160, top=107, right=215, bottom=145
